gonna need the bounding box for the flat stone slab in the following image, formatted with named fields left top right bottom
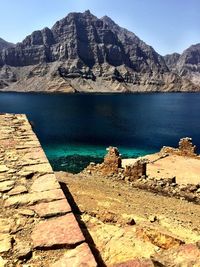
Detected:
left=4, top=189, right=65, bottom=207
left=18, top=209, right=35, bottom=217
left=0, top=166, right=9, bottom=173
left=30, top=199, right=71, bottom=218
left=8, top=185, right=28, bottom=196
left=22, top=163, right=53, bottom=174
left=0, top=174, right=10, bottom=182
left=0, top=219, right=12, bottom=233
left=31, top=214, right=85, bottom=249
left=30, top=174, right=60, bottom=192
left=0, top=234, right=12, bottom=253
left=51, top=243, right=97, bottom=267
left=0, top=181, right=15, bottom=192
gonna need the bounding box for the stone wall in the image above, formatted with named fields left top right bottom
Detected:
left=178, top=137, right=197, bottom=157
left=104, top=147, right=122, bottom=173
left=160, top=137, right=197, bottom=157
left=124, top=160, right=147, bottom=182
left=0, top=114, right=97, bottom=266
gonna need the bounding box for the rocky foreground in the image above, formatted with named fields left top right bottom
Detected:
left=0, top=11, right=200, bottom=93
left=0, top=114, right=97, bottom=267
left=56, top=138, right=200, bottom=266
left=0, top=113, right=200, bottom=266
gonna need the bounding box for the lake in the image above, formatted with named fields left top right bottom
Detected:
left=0, top=92, right=200, bottom=173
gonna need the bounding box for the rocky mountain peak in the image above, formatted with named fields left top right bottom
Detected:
left=0, top=11, right=199, bottom=92
left=180, top=43, right=200, bottom=65
left=84, top=9, right=92, bottom=15
left=101, top=15, right=116, bottom=27
left=164, top=44, right=200, bottom=85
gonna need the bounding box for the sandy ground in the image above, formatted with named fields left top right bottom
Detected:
left=56, top=171, right=200, bottom=265
left=122, top=153, right=200, bottom=185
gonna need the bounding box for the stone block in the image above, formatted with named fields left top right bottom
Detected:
left=4, top=189, right=65, bottom=207
left=30, top=199, right=71, bottom=218
left=31, top=214, right=85, bottom=249
left=51, top=243, right=97, bottom=267
left=30, top=174, right=60, bottom=192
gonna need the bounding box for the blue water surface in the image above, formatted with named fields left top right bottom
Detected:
left=0, top=92, right=200, bottom=173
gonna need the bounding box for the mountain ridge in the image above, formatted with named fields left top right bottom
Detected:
left=0, top=37, right=14, bottom=51
left=0, top=10, right=199, bottom=92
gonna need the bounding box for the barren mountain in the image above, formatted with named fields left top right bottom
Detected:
left=0, top=37, right=14, bottom=51
left=0, top=11, right=199, bottom=92
left=165, top=44, right=200, bottom=86
left=164, top=53, right=180, bottom=71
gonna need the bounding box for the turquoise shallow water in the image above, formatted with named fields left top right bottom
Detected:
left=44, top=143, right=156, bottom=173
left=0, top=92, right=200, bottom=173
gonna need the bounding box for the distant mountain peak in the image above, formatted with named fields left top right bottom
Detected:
left=84, top=9, right=91, bottom=14
left=0, top=10, right=199, bottom=92
left=101, top=15, right=115, bottom=24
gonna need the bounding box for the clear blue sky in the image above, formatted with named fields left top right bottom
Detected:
left=0, top=0, right=199, bottom=55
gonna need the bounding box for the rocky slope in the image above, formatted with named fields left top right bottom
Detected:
left=165, top=44, right=200, bottom=86
left=164, top=53, right=180, bottom=71
left=0, top=11, right=199, bottom=92
left=0, top=37, right=14, bottom=51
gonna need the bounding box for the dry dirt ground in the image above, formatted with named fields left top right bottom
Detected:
left=56, top=171, right=200, bottom=266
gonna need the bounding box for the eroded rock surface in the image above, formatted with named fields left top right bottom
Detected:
left=152, top=243, right=200, bottom=266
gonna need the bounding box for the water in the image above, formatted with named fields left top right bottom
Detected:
left=0, top=92, right=200, bottom=173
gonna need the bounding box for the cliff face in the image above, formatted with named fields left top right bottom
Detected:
left=164, top=53, right=180, bottom=71
left=0, top=11, right=199, bottom=92
left=165, top=44, right=200, bottom=86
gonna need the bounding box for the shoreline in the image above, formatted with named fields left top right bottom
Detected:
left=1, top=90, right=200, bottom=94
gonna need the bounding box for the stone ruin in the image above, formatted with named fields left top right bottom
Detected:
left=87, top=137, right=198, bottom=182
left=102, top=147, right=122, bottom=174
left=178, top=137, right=197, bottom=156
left=84, top=140, right=200, bottom=204
left=86, top=146, right=147, bottom=181
left=160, top=137, right=197, bottom=157
left=86, top=147, right=122, bottom=176
left=124, top=160, right=147, bottom=182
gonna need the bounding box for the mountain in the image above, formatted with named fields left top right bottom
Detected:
left=0, top=11, right=199, bottom=92
left=164, top=53, right=180, bottom=71
left=0, top=37, right=14, bottom=51
left=165, top=44, right=200, bottom=86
